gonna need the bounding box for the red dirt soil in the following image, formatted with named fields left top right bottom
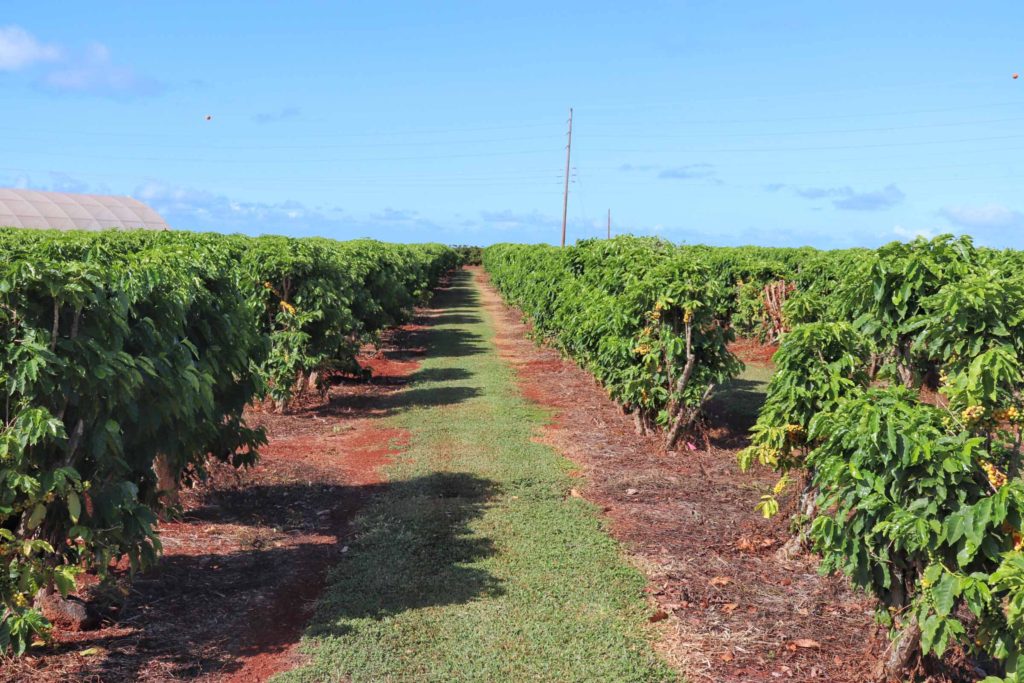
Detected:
left=729, top=337, right=779, bottom=366
left=2, top=321, right=429, bottom=682
left=473, top=268, right=883, bottom=683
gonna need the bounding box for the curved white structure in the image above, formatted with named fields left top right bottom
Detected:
left=0, top=188, right=169, bottom=231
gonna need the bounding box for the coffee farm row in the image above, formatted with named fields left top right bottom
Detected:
left=0, top=229, right=458, bottom=653
left=484, top=235, right=1024, bottom=681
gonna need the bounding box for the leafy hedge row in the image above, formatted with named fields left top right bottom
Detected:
left=741, top=235, right=1024, bottom=681
left=483, top=237, right=741, bottom=448
left=0, top=228, right=457, bottom=653
left=487, top=233, right=1024, bottom=679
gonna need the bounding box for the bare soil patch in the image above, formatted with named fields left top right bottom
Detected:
left=728, top=337, right=780, bottom=367
left=474, top=268, right=882, bottom=683
left=3, top=321, right=429, bottom=682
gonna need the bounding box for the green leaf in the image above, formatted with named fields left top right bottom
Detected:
left=66, top=492, right=80, bottom=523
left=931, top=571, right=960, bottom=618
left=26, top=504, right=46, bottom=531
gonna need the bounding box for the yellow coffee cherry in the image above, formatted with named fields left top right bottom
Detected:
left=981, top=460, right=1008, bottom=488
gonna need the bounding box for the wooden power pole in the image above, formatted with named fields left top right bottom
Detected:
left=607, top=209, right=611, bottom=239
left=561, top=107, right=573, bottom=247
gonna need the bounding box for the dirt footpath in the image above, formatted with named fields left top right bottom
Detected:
left=475, top=267, right=881, bottom=683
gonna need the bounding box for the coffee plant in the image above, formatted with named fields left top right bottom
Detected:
left=742, top=234, right=1024, bottom=679
left=0, top=228, right=456, bottom=654
left=484, top=237, right=740, bottom=449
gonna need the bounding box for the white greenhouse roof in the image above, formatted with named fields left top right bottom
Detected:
left=0, top=188, right=169, bottom=231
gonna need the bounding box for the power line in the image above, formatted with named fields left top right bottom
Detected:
left=586, top=132, right=1024, bottom=155
left=0, top=133, right=564, bottom=152
left=584, top=116, right=1024, bottom=140
left=0, top=119, right=562, bottom=140
left=0, top=148, right=560, bottom=164
left=578, top=101, right=1024, bottom=127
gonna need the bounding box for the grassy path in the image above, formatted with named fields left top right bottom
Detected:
left=276, top=270, right=677, bottom=682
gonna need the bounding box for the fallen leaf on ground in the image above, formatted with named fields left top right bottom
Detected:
left=569, top=488, right=583, bottom=498
left=721, top=652, right=734, bottom=662
left=709, top=576, right=732, bottom=587
left=722, top=602, right=739, bottom=613
left=791, top=639, right=821, bottom=649
left=649, top=610, right=669, bottom=623
left=625, top=488, right=639, bottom=496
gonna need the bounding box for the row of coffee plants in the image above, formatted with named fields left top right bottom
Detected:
left=741, top=235, right=1024, bottom=681
left=483, top=237, right=742, bottom=449
left=0, top=228, right=457, bottom=653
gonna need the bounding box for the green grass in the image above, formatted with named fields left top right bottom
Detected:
left=274, top=271, right=678, bottom=683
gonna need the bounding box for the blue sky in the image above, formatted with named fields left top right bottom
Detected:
left=2, top=2, right=1023, bottom=248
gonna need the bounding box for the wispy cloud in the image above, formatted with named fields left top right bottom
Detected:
left=252, top=106, right=302, bottom=124
left=771, top=183, right=905, bottom=211
left=893, top=224, right=940, bottom=240
left=940, top=204, right=1024, bottom=231
left=477, top=209, right=611, bottom=242
left=657, top=164, right=716, bottom=180
left=480, top=209, right=554, bottom=229
left=0, top=170, right=109, bottom=195
left=131, top=181, right=462, bottom=241
left=41, top=43, right=162, bottom=98
left=833, top=185, right=905, bottom=211
left=134, top=182, right=338, bottom=234
left=0, top=26, right=160, bottom=98
left=618, top=163, right=660, bottom=172
left=370, top=207, right=420, bottom=223
left=0, top=25, right=60, bottom=71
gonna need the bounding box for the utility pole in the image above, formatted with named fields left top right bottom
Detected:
left=561, top=107, right=573, bottom=247
left=607, top=209, right=611, bottom=239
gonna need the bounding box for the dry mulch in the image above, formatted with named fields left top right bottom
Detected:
left=3, top=322, right=429, bottom=682
left=474, top=268, right=883, bottom=683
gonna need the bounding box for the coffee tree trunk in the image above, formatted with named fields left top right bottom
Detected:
left=873, top=620, right=921, bottom=682
left=776, top=473, right=818, bottom=560
left=154, top=453, right=180, bottom=510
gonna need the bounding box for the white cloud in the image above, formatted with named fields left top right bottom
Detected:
left=42, top=42, right=162, bottom=97
left=0, top=25, right=60, bottom=71
left=0, top=170, right=108, bottom=195
left=253, top=107, right=302, bottom=124
left=658, top=164, right=716, bottom=180
left=773, top=183, right=905, bottom=211
left=131, top=181, right=459, bottom=242
left=940, top=204, right=1024, bottom=231
left=618, top=163, right=660, bottom=172
left=892, top=224, right=940, bottom=240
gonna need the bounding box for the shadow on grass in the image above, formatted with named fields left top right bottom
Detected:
left=307, top=471, right=502, bottom=638
left=318, top=311, right=486, bottom=420
left=428, top=311, right=484, bottom=326
left=74, top=471, right=500, bottom=682
left=318, top=384, right=482, bottom=419
left=424, top=326, right=488, bottom=358
left=410, top=366, right=474, bottom=384
left=705, top=377, right=770, bottom=449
